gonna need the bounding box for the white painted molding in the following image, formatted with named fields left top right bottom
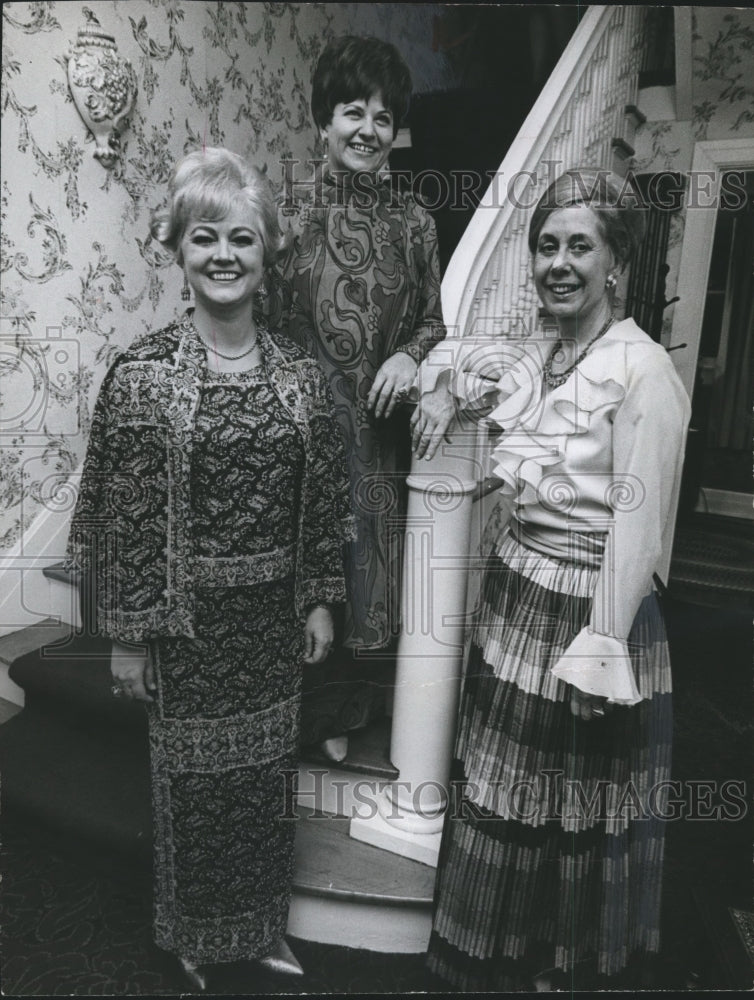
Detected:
left=670, top=138, right=754, bottom=398
left=350, top=798, right=442, bottom=867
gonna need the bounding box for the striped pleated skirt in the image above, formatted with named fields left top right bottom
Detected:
left=427, top=531, right=672, bottom=991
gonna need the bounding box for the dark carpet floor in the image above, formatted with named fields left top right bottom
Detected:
left=1, top=819, right=443, bottom=997
left=2, top=592, right=752, bottom=996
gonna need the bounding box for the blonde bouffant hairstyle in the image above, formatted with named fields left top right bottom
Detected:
left=150, top=147, right=284, bottom=267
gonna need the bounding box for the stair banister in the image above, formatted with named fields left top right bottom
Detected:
left=442, top=5, right=607, bottom=333
left=349, top=4, right=650, bottom=867
left=443, top=5, right=645, bottom=338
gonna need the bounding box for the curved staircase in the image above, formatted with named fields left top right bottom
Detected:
left=0, top=577, right=434, bottom=954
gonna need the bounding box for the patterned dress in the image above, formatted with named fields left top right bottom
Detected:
left=425, top=321, right=691, bottom=989
left=277, top=169, right=446, bottom=650
left=68, top=316, right=351, bottom=964
left=151, top=369, right=304, bottom=962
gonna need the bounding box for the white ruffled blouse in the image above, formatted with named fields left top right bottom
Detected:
left=416, top=319, right=691, bottom=704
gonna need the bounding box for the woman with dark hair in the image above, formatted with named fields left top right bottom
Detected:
left=419, top=168, right=690, bottom=990
left=68, top=147, right=352, bottom=990
left=276, top=35, right=446, bottom=759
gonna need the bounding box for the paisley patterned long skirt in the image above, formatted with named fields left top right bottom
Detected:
left=146, top=367, right=305, bottom=964
left=149, top=584, right=300, bottom=964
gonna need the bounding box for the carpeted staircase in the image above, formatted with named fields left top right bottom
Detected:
left=0, top=577, right=435, bottom=956
left=0, top=624, right=152, bottom=860
left=0, top=561, right=396, bottom=864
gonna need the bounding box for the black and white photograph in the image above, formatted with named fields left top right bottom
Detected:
left=1, top=2, right=752, bottom=994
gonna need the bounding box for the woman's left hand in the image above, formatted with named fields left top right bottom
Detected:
left=304, top=606, right=335, bottom=664
left=570, top=687, right=612, bottom=721
left=367, top=353, right=418, bottom=419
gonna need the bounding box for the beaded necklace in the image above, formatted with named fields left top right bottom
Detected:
left=542, top=315, right=614, bottom=389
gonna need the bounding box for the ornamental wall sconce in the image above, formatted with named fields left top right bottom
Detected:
left=65, top=8, right=137, bottom=168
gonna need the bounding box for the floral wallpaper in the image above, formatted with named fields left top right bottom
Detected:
left=5, top=4, right=753, bottom=553
left=692, top=7, right=754, bottom=140
left=1, top=1, right=450, bottom=550
left=632, top=6, right=754, bottom=344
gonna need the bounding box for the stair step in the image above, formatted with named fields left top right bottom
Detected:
left=293, top=807, right=434, bottom=903
left=624, top=102, right=647, bottom=126
left=298, top=716, right=398, bottom=817
left=0, top=618, right=73, bottom=668
left=8, top=631, right=148, bottom=730
left=1, top=625, right=433, bottom=953
left=3, top=634, right=402, bottom=833
left=1, top=710, right=433, bottom=896
left=638, top=68, right=675, bottom=89
left=288, top=807, right=434, bottom=953
left=301, top=716, right=398, bottom=780
left=8, top=628, right=401, bottom=781
left=0, top=697, right=22, bottom=725
left=42, top=561, right=79, bottom=586
left=611, top=136, right=635, bottom=158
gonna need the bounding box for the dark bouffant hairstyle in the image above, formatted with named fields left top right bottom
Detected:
left=150, top=147, right=283, bottom=267
left=311, top=35, right=412, bottom=136
left=528, top=167, right=647, bottom=270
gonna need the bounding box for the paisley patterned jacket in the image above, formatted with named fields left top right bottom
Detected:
left=67, top=313, right=353, bottom=645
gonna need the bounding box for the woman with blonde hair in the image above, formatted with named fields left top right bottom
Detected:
left=69, top=147, right=352, bottom=990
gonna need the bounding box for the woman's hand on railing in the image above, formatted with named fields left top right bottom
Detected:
left=411, top=375, right=456, bottom=460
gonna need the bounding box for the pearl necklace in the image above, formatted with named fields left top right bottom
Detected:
left=199, top=332, right=258, bottom=361
left=542, top=315, right=615, bottom=389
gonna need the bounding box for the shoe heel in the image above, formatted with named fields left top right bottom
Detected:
left=178, top=956, right=209, bottom=992
left=257, top=938, right=304, bottom=976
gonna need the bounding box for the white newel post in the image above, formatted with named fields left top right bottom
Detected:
left=350, top=414, right=483, bottom=866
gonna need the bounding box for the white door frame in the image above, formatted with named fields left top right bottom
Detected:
left=669, top=137, right=754, bottom=520
left=670, top=137, right=754, bottom=398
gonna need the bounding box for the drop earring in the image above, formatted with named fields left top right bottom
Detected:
left=181, top=272, right=191, bottom=302
left=253, top=279, right=268, bottom=317
left=606, top=273, right=617, bottom=290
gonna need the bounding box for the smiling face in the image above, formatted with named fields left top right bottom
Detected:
left=321, top=93, right=394, bottom=176
left=533, top=205, right=615, bottom=330
left=179, top=198, right=265, bottom=315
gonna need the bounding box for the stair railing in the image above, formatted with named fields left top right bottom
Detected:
left=442, top=4, right=648, bottom=339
